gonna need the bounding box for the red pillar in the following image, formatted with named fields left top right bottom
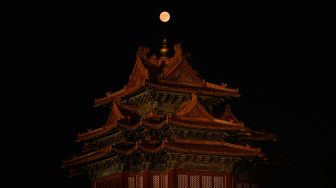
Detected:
left=91, top=180, right=96, bottom=188
left=231, top=175, right=236, bottom=188
left=121, top=173, right=127, bottom=188
left=149, top=172, right=154, bottom=188
left=142, top=171, right=149, bottom=188
left=225, top=174, right=235, bottom=188
left=114, top=174, right=119, bottom=188
left=167, top=169, right=177, bottom=188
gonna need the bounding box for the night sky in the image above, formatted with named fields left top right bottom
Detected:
left=2, top=1, right=334, bottom=188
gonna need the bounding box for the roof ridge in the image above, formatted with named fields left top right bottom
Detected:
left=175, top=93, right=214, bottom=120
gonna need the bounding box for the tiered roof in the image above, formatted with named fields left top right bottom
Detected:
left=63, top=41, right=276, bottom=175
left=68, top=94, right=273, bottom=167
left=77, top=93, right=249, bottom=143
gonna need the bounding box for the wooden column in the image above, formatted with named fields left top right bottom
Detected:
left=91, top=180, right=96, bottom=188
left=231, top=175, right=236, bottom=188
left=142, top=171, right=149, bottom=188
left=116, top=173, right=121, bottom=188
left=225, top=174, right=234, bottom=188
left=167, top=169, right=177, bottom=188
left=122, top=173, right=127, bottom=188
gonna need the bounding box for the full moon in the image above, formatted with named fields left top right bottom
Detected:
left=159, top=11, right=170, bottom=22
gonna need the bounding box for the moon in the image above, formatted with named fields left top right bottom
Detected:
left=159, top=11, right=170, bottom=22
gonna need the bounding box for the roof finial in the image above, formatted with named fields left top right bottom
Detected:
left=160, top=38, right=169, bottom=57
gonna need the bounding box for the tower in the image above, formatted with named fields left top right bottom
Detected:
left=62, top=41, right=276, bottom=188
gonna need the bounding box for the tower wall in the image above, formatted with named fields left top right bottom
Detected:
left=92, top=170, right=259, bottom=188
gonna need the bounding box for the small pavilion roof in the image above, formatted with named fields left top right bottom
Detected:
left=77, top=101, right=139, bottom=142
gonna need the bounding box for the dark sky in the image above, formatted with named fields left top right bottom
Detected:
left=2, top=1, right=334, bottom=188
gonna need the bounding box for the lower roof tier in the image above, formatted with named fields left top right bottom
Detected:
left=63, top=137, right=263, bottom=168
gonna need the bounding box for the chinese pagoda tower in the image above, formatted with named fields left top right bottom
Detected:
left=63, top=40, right=276, bottom=188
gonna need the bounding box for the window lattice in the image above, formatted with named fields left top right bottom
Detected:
left=128, top=177, right=135, bottom=188
left=178, top=174, right=182, bottom=188
left=153, top=175, right=160, bottom=188
left=236, top=183, right=242, bottom=188
left=214, top=176, right=224, bottom=188
left=190, top=175, right=200, bottom=188
left=162, top=174, right=168, bottom=188
left=178, top=174, right=189, bottom=188
left=202, top=176, right=212, bottom=188
left=136, top=176, right=143, bottom=188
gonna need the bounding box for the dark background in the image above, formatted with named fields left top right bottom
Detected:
left=2, top=1, right=334, bottom=188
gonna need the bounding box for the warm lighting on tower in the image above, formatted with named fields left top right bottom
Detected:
left=159, top=11, right=170, bottom=22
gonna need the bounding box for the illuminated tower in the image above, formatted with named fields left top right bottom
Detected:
left=63, top=40, right=276, bottom=188
left=63, top=11, right=276, bottom=188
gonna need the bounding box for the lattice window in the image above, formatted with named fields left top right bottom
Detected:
left=190, top=175, right=200, bottom=188
left=128, top=177, right=135, bottom=188
left=214, top=176, right=224, bottom=188
left=178, top=174, right=182, bottom=188
left=243, top=183, right=249, bottom=188
left=162, top=174, right=168, bottom=188
left=201, top=176, right=212, bottom=188
left=178, top=174, right=189, bottom=188
left=153, top=175, right=160, bottom=188
left=251, top=184, right=258, bottom=188
left=236, top=183, right=242, bottom=188
left=136, top=176, right=143, bottom=188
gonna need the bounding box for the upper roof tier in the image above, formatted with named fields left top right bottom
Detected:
left=95, top=43, right=240, bottom=107
left=79, top=93, right=248, bottom=143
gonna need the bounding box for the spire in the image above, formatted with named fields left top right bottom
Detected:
left=160, top=38, right=169, bottom=57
